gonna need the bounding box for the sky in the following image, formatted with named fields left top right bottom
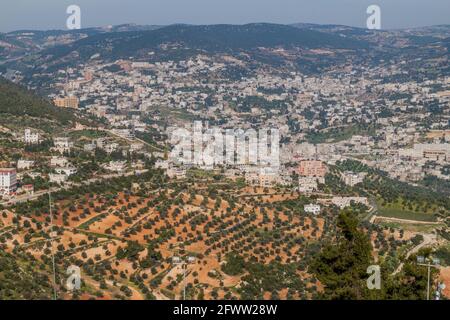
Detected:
left=1, top=0, right=449, bottom=32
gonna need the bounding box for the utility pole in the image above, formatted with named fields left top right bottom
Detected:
left=171, top=245, right=196, bottom=300
left=183, top=263, right=187, bottom=300
left=427, top=264, right=431, bottom=300
left=417, top=256, right=440, bottom=300
left=49, top=191, right=58, bottom=300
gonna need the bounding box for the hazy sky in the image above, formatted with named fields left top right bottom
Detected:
left=1, top=0, right=449, bottom=32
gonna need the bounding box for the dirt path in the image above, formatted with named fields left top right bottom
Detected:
left=392, top=233, right=437, bottom=275
left=373, top=215, right=442, bottom=225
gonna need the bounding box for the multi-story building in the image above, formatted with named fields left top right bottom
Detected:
left=53, top=96, right=79, bottom=109
left=244, top=166, right=280, bottom=187
left=331, top=197, right=369, bottom=209
left=0, top=168, right=17, bottom=195
left=17, top=159, right=35, bottom=170
left=50, top=156, right=69, bottom=167
left=103, top=161, right=127, bottom=173
left=53, top=137, right=73, bottom=153
left=298, top=176, right=318, bottom=193
left=341, top=171, right=367, bottom=187
left=49, top=173, right=68, bottom=184
left=399, top=143, right=450, bottom=162
left=298, top=160, right=328, bottom=178
left=167, top=166, right=186, bottom=179
left=103, top=143, right=119, bottom=154
left=24, top=129, right=40, bottom=144
left=55, top=167, right=78, bottom=176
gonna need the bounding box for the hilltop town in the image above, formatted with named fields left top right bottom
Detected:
left=0, top=23, right=449, bottom=300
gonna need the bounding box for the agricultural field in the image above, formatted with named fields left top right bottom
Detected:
left=377, top=205, right=437, bottom=222
left=0, top=170, right=420, bottom=300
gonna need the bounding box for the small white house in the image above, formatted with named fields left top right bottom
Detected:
left=55, top=167, right=77, bottom=176
left=103, top=161, right=127, bottom=173
left=17, top=159, right=35, bottom=170
left=304, top=204, right=321, bottom=215
left=49, top=173, right=68, bottom=184
left=50, top=156, right=69, bottom=167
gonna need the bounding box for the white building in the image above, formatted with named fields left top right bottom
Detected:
left=399, top=143, right=450, bottom=162
left=49, top=173, right=68, bottom=184
left=414, top=143, right=449, bottom=162
left=331, top=197, right=369, bottom=209
left=167, top=166, right=186, bottom=179
left=103, top=161, right=127, bottom=173
left=55, top=167, right=77, bottom=176
left=155, top=160, right=169, bottom=170
left=17, top=159, right=35, bottom=170
left=244, top=166, right=280, bottom=187
left=304, top=204, right=321, bottom=215
left=112, top=128, right=134, bottom=139
left=341, top=171, right=367, bottom=187
left=50, top=156, right=69, bottom=167
left=84, top=143, right=96, bottom=152
left=0, top=169, right=17, bottom=195
left=130, top=143, right=144, bottom=152
left=298, top=176, right=318, bottom=193
left=24, top=129, right=40, bottom=144
left=103, top=143, right=119, bottom=154
left=53, top=137, right=73, bottom=153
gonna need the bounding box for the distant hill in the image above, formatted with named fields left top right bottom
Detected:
left=0, top=78, right=77, bottom=125
left=6, top=24, right=162, bottom=40
left=8, top=22, right=448, bottom=78
left=0, top=24, right=162, bottom=62
left=39, top=23, right=370, bottom=62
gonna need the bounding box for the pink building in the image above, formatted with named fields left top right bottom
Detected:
left=297, top=160, right=327, bottom=177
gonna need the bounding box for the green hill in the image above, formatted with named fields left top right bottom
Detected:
left=40, top=23, right=370, bottom=63
left=0, top=78, right=77, bottom=125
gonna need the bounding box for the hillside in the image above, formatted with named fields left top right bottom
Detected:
left=0, top=24, right=163, bottom=61
left=74, top=22, right=368, bottom=50
left=0, top=250, right=54, bottom=300
left=31, top=23, right=369, bottom=67
left=0, top=78, right=77, bottom=125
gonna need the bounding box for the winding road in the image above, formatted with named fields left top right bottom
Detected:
left=392, top=233, right=437, bottom=275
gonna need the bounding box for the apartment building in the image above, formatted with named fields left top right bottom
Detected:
left=298, top=176, right=318, bottom=193
left=24, top=129, right=40, bottom=144
left=341, top=171, right=367, bottom=187
left=331, top=197, right=369, bottom=209
left=0, top=168, right=17, bottom=195
left=298, top=160, right=328, bottom=178
left=53, top=137, right=73, bottom=153
left=53, top=96, right=79, bottom=109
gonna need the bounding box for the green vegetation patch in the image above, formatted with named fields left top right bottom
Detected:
left=306, top=124, right=377, bottom=144
left=0, top=78, right=76, bottom=125
left=377, top=202, right=437, bottom=222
